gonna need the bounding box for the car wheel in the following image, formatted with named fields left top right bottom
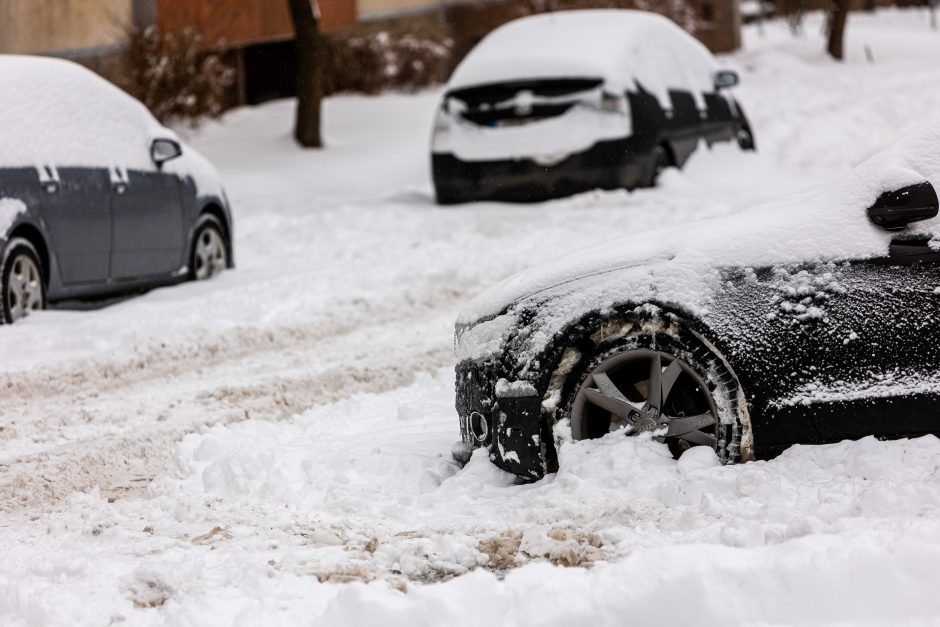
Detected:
left=190, top=216, right=228, bottom=281
left=737, top=128, right=756, bottom=151
left=644, top=145, right=671, bottom=187
left=562, top=330, right=742, bottom=463
left=1, top=238, right=45, bottom=325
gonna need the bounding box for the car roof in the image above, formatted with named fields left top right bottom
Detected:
left=447, top=10, right=718, bottom=108
left=0, top=55, right=164, bottom=170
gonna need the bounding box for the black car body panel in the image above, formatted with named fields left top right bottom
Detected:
left=431, top=10, right=754, bottom=205
left=434, top=85, right=752, bottom=205
left=456, top=254, right=940, bottom=480
left=453, top=127, right=940, bottom=479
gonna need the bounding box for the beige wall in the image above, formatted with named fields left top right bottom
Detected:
left=357, top=0, right=437, bottom=18
left=0, top=0, right=132, bottom=56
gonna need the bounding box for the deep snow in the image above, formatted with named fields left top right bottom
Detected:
left=4, top=9, right=940, bottom=626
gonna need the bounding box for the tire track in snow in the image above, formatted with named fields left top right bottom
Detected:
left=0, top=292, right=465, bottom=514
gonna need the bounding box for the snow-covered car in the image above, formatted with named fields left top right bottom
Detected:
left=452, top=124, right=940, bottom=481
left=0, top=56, right=233, bottom=324
left=431, top=10, right=754, bottom=205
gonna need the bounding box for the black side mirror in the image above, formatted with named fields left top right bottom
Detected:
left=714, top=70, right=739, bottom=90
left=867, top=182, right=939, bottom=230
left=151, top=138, right=182, bottom=167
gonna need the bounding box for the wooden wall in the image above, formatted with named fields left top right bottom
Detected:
left=155, top=0, right=356, bottom=47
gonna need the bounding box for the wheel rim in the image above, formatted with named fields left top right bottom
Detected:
left=571, top=348, right=719, bottom=451
left=6, top=253, right=43, bottom=322
left=194, top=227, right=227, bottom=281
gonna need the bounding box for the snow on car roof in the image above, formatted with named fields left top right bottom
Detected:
left=0, top=55, right=165, bottom=171
left=447, top=10, right=718, bottom=107
left=458, top=122, right=940, bottom=329
left=0, top=55, right=224, bottom=198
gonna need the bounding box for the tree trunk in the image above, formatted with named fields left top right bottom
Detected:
left=288, top=0, right=322, bottom=148
left=827, top=0, right=850, bottom=61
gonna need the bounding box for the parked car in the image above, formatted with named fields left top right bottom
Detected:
left=452, top=125, right=940, bottom=481
left=431, top=10, right=755, bottom=205
left=0, top=56, right=233, bottom=324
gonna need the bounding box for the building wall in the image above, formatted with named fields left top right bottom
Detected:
left=154, top=0, right=356, bottom=47
left=0, top=0, right=133, bottom=56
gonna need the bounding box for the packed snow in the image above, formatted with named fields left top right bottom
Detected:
left=4, top=9, right=940, bottom=626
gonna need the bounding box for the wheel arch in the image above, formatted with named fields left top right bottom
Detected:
left=5, top=221, right=51, bottom=286
left=194, top=201, right=234, bottom=268
left=533, top=301, right=754, bottom=466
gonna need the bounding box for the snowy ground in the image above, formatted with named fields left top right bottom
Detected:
left=4, top=9, right=940, bottom=626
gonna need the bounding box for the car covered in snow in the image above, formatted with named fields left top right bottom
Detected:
left=0, top=56, right=233, bottom=324
left=431, top=10, right=754, bottom=205
left=453, top=124, right=940, bottom=480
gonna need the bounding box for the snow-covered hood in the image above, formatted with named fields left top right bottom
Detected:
left=458, top=123, right=940, bottom=336
left=448, top=10, right=717, bottom=109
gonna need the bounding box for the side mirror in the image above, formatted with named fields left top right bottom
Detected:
left=151, top=138, right=182, bottom=167
left=714, top=70, right=739, bottom=90
left=867, top=181, right=939, bottom=230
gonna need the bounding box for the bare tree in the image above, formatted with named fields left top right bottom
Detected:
left=288, top=0, right=323, bottom=147
left=827, top=0, right=850, bottom=61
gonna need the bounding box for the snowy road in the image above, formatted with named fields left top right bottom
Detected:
left=5, top=10, right=940, bottom=626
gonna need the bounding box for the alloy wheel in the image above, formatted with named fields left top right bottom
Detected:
left=571, top=348, right=719, bottom=451
left=194, top=227, right=227, bottom=280
left=5, top=252, right=43, bottom=322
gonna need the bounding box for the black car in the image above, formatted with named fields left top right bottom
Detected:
left=452, top=127, right=940, bottom=480
left=432, top=10, right=754, bottom=205
left=0, top=56, right=233, bottom=325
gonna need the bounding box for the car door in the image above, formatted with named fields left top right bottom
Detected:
left=709, top=250, right=940, bottom=447
left=38, top=165, right=112, bottom=285
left=665, top=90, right=701, bottom=166
left=109, top=164, right=184, bottom=281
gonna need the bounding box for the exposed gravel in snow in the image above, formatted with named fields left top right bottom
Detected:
left=3, top=9, right=940, bottom=625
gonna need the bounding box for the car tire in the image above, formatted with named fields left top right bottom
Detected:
left=556, top=325, right=743, bottom=464
left=1, top=238, right=45, bottom=325
left=189, top=215, right=229, bottom=281
left=737, top=128, right=756, bottom=151
left=644, top=145, right=672, bottom=188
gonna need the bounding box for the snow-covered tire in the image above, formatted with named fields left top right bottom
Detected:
left=1, top=237, right=46, bottom=325
left=644, top=145, right=672, bottom=188
left=555, top=325, right=743, bottom=465
left=737, top=128, right=756, bottom=151
left=189, top=215, right=229, bottom=282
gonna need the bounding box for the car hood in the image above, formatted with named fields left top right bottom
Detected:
left=458, top=124, right=940, bottom=335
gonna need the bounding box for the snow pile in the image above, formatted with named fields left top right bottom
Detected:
left=448, top=10, right=718, bottom=109
left=6, top=373, right=940, bottom=625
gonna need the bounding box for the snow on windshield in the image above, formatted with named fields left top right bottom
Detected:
left=448, top=10, right=718, bottom=109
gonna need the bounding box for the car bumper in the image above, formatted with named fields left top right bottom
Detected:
left=432, top=137, right=644, bottom=205
left=454, top=360, right=545, bottom=480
